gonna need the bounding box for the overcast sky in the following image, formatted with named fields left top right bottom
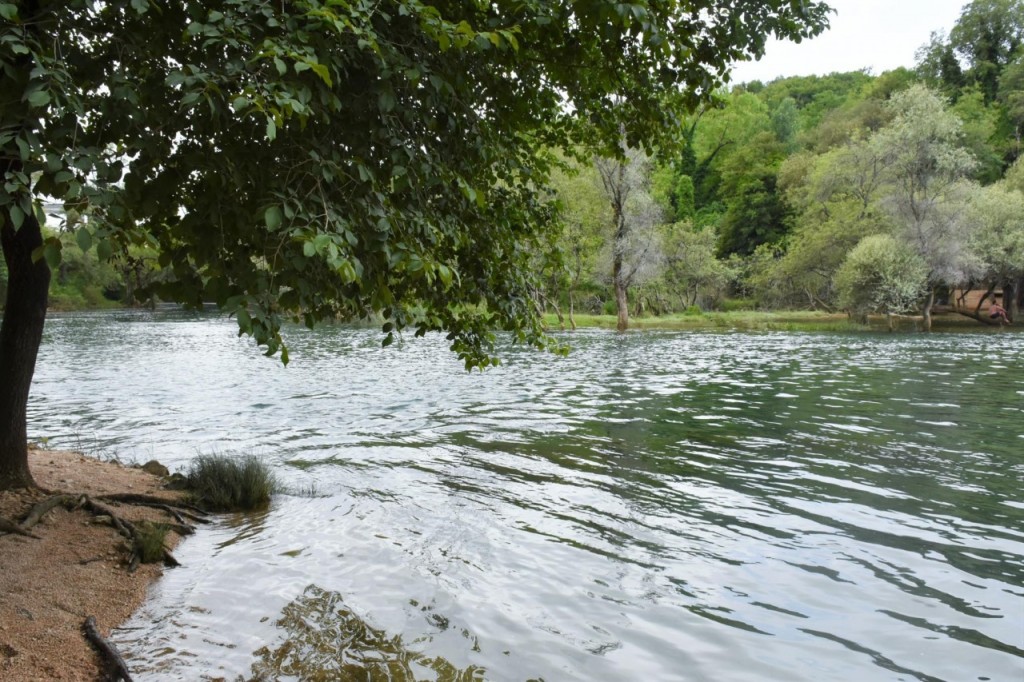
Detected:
left=729, top=0, right=968, bottom=84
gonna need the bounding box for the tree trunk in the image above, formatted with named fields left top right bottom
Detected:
left=921, top=287, right=935, bottom=332
left=0, top=209, right=49, bottom=490
left=613, top=256, right=628, bottom=332
left=568, top=289, right=577, bottom=331
left=1007, top=278, right=1021, bottom=323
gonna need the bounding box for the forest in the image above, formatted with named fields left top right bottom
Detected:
left=2, top=0, right=1022, bottom=333
left=537, top=0, right=1024, bottom=331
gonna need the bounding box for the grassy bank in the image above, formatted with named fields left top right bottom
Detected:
left=542, top=310, right=1005, bottom=333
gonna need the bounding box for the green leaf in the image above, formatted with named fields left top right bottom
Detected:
left=266, top=117, right=277, bottom=140
left=75, top=228, right=92, bottom=252
left=27, top=89, right=50, bottom=108
left=437, top=264, right=453, bottom=287
left=130, top=0, right=148, bottom=14
left=302, top=241, right=316, bottom=257
left=309, top=62, right=332, bottom=87
left=236, top=308, right=252, bottom=334
left=382, top=332, right=395, bottom=347
left=264, top=205, right=283, bottom=230
left=0, top=4, right=18, bottom=20
left=43, top=241, right=62, bottom=269
left=9, top=204, right=24, bottom=230
left=231, top=95, right=249, bottom=111
left=97, top=239, right=113, bottom=262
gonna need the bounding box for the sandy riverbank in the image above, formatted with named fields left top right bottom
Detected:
left=0, top=448, right=185, bottom=681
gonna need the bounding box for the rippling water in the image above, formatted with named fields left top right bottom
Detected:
left=28, top=309, right=1024, bottom=681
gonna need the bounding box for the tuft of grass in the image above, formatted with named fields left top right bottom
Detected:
left=135, top=522, right=170, bottom=563
left=185, top=453, right=279, bottom=511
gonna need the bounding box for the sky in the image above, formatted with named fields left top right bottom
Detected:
left=729, top=0, right=968, bottom=84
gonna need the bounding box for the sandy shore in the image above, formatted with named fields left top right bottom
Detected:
left=0, top=448, right=185, bottom=681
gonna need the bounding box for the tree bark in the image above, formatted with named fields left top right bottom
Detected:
left=921, top=287, right=935, bottom=332
left=568, top=289, right=577, bottom=330
left=612, top=187, right=629, bottom=332
left=1006, top=278, right=1021, bottom=323
left=614, top=258, right=629, bottom=332
left=0, top=208, right=50, bottom=490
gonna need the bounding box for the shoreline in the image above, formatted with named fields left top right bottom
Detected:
left=0, top=448, right=186, bottom=681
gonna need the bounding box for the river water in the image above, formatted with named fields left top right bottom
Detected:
left=27, top=310, right=1024, bottom=681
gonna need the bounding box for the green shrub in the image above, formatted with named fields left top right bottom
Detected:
left=186, top=453, right=278, bottom=511
left=720, top=297, right=755, bottom=312
left=683, top=304, right=703, bottom=316
left=135, top=522, right=169, bottom=563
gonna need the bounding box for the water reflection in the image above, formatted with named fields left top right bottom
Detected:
left=250, top=585, right=487, bottom=682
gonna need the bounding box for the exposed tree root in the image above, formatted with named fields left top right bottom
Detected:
left=0, top=492, right=209, bottom=571
left=0, top=514, right=40, bottom=538
left=83, top=615, right=134, bottom=682
left=97, top=493, right=211, bottom=524
left=21, top=493, right=78, bottom=530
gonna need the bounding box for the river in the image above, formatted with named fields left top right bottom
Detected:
left=27, top=309, right=1024, bottom=681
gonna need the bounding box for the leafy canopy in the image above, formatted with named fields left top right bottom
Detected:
left=1, top=0, right=830, bottom=365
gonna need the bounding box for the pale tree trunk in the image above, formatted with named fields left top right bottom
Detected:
left=568, top=290, right=577, bottom=330
left=921, top=287, right=935, bottom=332
left=0, top=208, right=49, bottom=490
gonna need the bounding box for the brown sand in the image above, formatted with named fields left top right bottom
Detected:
left=0, top=448, right=185, bottom=681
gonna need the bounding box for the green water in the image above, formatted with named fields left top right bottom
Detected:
left=30, top=310, right=1024, bottom=681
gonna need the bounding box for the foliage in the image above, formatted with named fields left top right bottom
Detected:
left=948, top=0, right=1024, bottom=102
left=968, top=181, right=1024, bottom=284
left=185, top=453, right=278, bottom=511
left=544, top=158, right=610, bottom=322
left=135, top=521, right=170, bottom=564
left=875, top=85, right=981, bottom=290
left=0, top=0, right=832, bottom=367
left=835, top=235, right=929, bottom=316
left=659, top=221, right=734, bottom=309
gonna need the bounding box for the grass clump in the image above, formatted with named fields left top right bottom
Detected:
left=185, top=453, right=278, bottom=511
left=135, top=522, right=170, bottom=563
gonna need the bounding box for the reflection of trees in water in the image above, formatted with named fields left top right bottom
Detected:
left=249, top=585, right=486, bottom=682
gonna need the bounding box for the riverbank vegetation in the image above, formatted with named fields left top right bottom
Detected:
left=185, top=454, right=279, bottom=512
left=8, top=1, right=1021, bottom=338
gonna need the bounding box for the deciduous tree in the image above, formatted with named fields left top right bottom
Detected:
left=835, top=234, right=929, bottom=330
left=0, top=0, right=830, bottom=489
left=595, top=147, right=665, bottom=330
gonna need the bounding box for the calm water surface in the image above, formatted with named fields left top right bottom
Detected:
left=28, top=310, right=1024, bottom=681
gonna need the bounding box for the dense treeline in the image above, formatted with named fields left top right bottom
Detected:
left=538, top=0, right=1024, bottom=330
left=4, top=0, right=1022, bottom=331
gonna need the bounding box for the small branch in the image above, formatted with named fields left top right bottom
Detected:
left=82, top=616, right=134, bottom=682
left=0, top=515, right=41, bottom=539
